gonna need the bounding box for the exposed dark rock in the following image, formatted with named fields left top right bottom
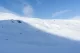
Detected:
left=5, top=39, right=8, bottom=40
left=11, top=19, right=14, bottom=23
left=20, top=33, right=22, bottom=34
left=17, top=20, right=22, bottom=23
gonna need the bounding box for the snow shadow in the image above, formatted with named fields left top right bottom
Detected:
left=0, top=19, right=80, bottom=46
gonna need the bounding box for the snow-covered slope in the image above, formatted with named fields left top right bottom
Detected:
left=1, top=12, right=80, bottom=41
left=0, top=12, right=80, bottom=53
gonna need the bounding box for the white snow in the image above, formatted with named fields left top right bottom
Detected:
left=0, top=12, right=80, bottom=53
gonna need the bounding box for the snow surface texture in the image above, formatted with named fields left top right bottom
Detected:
left=0, top=12, right=80, bottom=53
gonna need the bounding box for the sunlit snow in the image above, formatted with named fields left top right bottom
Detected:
left=0, top=12, right=80, bottom=41
left=0, top=12, right=80, bottom=53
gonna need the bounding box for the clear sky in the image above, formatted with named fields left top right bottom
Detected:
left=0, top=0, right=80, bottom=19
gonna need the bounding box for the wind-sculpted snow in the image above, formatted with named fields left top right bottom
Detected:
left=0, top=12, right=80, bottom=53
left=27, top=19, right=80, bottom=41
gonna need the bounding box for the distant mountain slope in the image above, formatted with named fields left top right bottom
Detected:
left=0, top=12, right=80, bottom=53
left=0, top=19, right=75, bottom=45
left=25, top=18, right=80, bottom=41
left=0, top=12, right=80, bottom=41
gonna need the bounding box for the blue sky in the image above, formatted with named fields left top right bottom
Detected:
left=0, top=0, right=80, bottom=19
